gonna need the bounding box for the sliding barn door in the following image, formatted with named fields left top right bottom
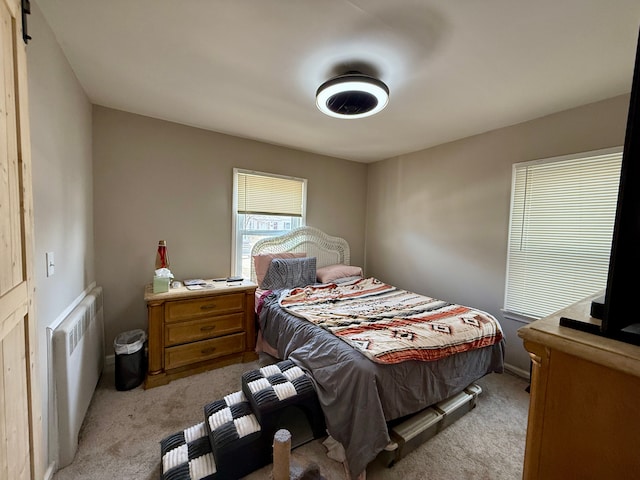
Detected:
left=0, top=0, right=42, bottom=479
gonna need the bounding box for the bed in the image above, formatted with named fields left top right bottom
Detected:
left=251, top=227, right=505, bottom=478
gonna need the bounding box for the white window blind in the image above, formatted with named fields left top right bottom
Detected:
left=232, top=169, right=306, bottom=278
left=504, top=149, right=622, bottom=320
left=237, top=171, right=304, bottom=217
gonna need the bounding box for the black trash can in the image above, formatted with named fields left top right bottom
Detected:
left=114, top=329, right=147, bottom=391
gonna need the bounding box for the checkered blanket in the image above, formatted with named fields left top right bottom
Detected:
left=160, top=422, right=217, bottom=480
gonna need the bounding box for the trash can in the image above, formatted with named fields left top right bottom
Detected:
left=114, top=329, right=147, bottom=391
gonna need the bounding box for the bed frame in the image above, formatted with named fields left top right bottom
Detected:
left=250, top=226, right=350, bottom=283
left=251, top=226, right=500, bottom=477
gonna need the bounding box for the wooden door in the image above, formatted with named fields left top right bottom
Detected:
left=0, top=0, right=42, bottom=479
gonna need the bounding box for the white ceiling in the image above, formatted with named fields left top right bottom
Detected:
left=37, top=0, right=640, bottom=163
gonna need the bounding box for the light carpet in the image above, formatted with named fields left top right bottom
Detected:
left=52, top=358, right=529, bottom=480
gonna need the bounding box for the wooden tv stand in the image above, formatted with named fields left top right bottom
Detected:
left=518, top=292, right=640, bottom=479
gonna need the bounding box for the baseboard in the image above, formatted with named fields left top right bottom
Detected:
left=105, top=353, right=115, bottom=367
left=504, top=362, right=530, bottom=380
left=44, top=461, right=57, bottom=480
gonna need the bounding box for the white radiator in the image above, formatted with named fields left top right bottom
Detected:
left=51, top=286, right=104, bottom=468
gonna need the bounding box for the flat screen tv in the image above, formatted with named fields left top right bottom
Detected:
left=560, top=27, right=640, bottom=346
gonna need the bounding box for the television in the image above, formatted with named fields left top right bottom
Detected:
left=560, top=27, right=640, bottom=346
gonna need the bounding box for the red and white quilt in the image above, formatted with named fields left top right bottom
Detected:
left=279, top=277, right=503, bottom=364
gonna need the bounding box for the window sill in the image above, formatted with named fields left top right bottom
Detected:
left=500, top=309, right=539, bottom=325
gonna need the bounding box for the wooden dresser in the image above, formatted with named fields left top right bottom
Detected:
left=518, top=292, right=640, bottom=480
left=144, top=280, right=258, bottom=388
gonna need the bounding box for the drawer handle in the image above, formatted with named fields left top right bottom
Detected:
left=201, top=347, right=217, bottom=355
left=200, top=304, right=217, bottom=310
left=200, top=325, right=216, bottom=332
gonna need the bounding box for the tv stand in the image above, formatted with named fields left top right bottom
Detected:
left=518, top=293, right=640, bottom=479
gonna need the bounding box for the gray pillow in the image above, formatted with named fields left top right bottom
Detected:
left=260, top=257, right=317, bottom=290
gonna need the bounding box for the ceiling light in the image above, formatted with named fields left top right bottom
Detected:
left=316, top=72, right=389, bottom=119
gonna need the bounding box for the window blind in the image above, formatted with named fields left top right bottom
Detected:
left=504, top=149, right=622, bottom=320
left=236, top=171, right=304, bottom=216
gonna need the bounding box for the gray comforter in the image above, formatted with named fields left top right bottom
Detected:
left=259, top=291, right=505, bottom=478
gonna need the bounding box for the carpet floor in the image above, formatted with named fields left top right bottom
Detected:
left=52, top=359, right=529, bottom=480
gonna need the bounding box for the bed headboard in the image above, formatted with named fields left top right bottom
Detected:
left=250, top=226, right=350, bottom=283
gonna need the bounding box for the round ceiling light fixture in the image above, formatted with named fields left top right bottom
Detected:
left=316, top=72, right=389, bottom=119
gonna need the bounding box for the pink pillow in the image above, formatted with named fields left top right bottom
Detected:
left=316, top=264, right=363, bottom=284
left=253, top=252, right=306, bottom=285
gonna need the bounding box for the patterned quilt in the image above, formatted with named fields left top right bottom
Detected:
left=279, top=277, right=503, bottom=364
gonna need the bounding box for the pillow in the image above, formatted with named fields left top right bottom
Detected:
left=333, top=275, right=364, bottom=285
left=260, top=257, right=317, bottom=290
left=253, top=252, right=306, bottom=285
left=316, top=264, right=363, bottom=284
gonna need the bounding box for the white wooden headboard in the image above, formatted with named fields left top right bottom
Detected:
left=250, top=226, right=350, bottom=283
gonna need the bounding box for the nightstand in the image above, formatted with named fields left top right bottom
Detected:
left=144, top=280, right=258, bottom=388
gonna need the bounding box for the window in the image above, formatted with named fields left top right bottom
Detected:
left=232, top=169, right=306, bottom=278
left=504, top=148, right=622, bottom=320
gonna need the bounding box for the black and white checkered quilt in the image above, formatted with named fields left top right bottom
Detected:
left=160, top=422, right=217, bottom=480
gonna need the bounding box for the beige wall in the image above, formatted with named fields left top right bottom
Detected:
left=28, top=2, right=94, bottom=472
left=93, top=106, right=368, bottom=349
left=26, top=1, right=632, bottom=463
left=365, top=94, right=630, bottom=372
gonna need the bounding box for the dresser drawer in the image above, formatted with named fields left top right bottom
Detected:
left=166, top=293, right=244, bottom=323
left=165, top=333, right=246, bottom=370
left=164, top=313, right=244, bottom=346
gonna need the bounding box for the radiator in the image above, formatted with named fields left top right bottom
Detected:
left=52, top=286, right=104, bottom=468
